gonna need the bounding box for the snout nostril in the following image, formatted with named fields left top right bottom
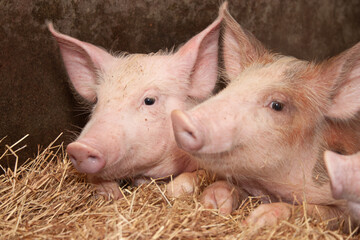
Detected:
left=68, top=154, right=76, bottom=162
left=88, top=156, right=98, bottom=163
left=69, top=155, right=79, bottom=169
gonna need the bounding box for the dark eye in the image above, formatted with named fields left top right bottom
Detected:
left=270, top=101, right=284, bottom=111
left=144, top=97, right=156, bottom=105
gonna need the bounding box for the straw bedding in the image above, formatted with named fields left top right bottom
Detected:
left=0, top=135, right=358, bottom=239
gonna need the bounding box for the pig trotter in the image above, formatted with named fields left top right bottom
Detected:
left=244, top=202, right=347, bottom=231
left=88, top=176, right=123, bottom=200
left=166, top=170, right=206, bottom=197
left=94, top=181, right=123, bottom=200
left=200, top=181, right=243, bottom=215
left=243, top=202, right=292, bottom=229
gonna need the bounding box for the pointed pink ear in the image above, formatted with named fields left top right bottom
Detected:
left=323, top=42, right=360, bottom=119
left=48, top=22, right=114, bottom=102
left=222, top=4, right=271, bottom=80
left=173, top=6, right=224, bottom=100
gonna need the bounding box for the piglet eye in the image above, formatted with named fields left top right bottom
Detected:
left=144, top=97, right=156, bottom=105
left=270, top=101, right=284, bottom=111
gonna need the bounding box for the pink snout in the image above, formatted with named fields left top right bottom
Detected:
left=171, top=109, right=204, bottom=153
left=324, top=150, right=360, bottom=202
left=66, top=142, right=106, bottom=174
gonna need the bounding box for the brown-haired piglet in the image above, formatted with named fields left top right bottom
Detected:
left=172, top=2, right=360, bottom=231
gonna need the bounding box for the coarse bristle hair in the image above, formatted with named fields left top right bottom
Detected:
left=0, top=134, right=358, bottom=239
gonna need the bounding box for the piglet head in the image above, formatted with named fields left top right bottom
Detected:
left=172, top=4, right=360, bottom=177
left=48, top=9, right=223, bottom=181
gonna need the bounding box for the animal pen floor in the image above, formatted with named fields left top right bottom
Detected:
left=0, top=135, right=358, bottom=240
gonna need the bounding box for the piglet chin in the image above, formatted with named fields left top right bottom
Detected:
left=171, top=110, right=204, bottom=152
left=67, top=141, right=106, bottom=174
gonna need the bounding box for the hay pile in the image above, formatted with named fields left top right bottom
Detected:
left=0, top=135, right=358, bottom=239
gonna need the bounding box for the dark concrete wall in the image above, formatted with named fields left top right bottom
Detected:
left=1, top=0, right=360, bottom=168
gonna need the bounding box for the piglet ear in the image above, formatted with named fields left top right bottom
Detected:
left=323, top=42, right=360, bottom=119
left=173, top=4, right=224, bottom=100
left=222, top=4, right=271, bottom=80
left=48, top=22, right=114, bottom=102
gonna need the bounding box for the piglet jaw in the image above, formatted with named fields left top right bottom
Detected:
left=171, top=110, right=204, bottom=152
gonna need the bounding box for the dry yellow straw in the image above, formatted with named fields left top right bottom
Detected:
left=0, top=135, right=356, bottom=239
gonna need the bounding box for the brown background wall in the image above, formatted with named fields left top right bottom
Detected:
left=1, top=0, right=360, bottom=168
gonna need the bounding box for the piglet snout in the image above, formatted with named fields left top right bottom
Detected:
left=66, top=142, right=105, bottom=174
left=324, top=150, right=360, bottom=201
left=171, top=110, right=204, bottom=152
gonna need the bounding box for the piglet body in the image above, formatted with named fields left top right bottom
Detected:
left=172, top=3, right=360, bottom=231
left=49, top=11, right=223, bottom=198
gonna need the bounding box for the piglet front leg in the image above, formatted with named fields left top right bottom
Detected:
left=166, top=170, right=206, bottom=197
left=200, top=180, right=246, bottom=215
left=87, top=175, right=123, bottom=200
left=245, top=202, right=346, bottom=231
left=244, top=202, right=292, bottom=229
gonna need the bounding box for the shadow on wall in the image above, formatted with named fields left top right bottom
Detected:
left=0, top=0, right=359, bottom=169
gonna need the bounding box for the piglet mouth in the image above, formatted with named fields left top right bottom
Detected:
left=66, top=142, right=106, bottom=174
